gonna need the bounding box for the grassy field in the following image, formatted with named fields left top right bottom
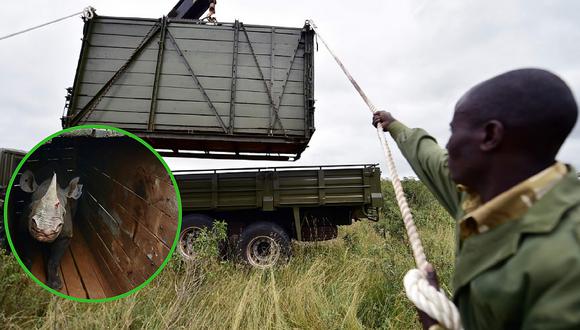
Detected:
left=0, top=180, right=455, bottom=329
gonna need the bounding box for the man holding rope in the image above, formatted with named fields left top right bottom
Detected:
left=373, top=68, right=580, bottom=329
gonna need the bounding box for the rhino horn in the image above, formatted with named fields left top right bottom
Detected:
left=41, top=173, right=60, bottom=207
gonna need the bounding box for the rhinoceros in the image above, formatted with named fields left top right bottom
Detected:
left=18, top=170, right=83, bottom=290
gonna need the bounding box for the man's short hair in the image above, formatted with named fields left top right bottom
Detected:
left=464, top=68, right=578, bottom=158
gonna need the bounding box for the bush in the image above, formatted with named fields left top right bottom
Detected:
left=0, top=248, right=50, bottom=326
left=0, top=179, right=455, bottom=329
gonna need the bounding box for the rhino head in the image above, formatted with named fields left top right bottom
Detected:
left=19, top=171, right=83, bottom=243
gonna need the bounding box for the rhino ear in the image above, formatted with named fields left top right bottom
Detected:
left=66, top=177, right=83, bottom=200
left=19, top=170, right=38, bottom=193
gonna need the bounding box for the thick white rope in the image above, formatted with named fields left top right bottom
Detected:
left=0, top=7, right=95, bottom=42
left=307, top=19, right=462, bottom=330
left=405, top=269, right=462, bottom=330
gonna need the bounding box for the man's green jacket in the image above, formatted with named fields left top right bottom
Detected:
left=387, top=121, right=580, bottom=329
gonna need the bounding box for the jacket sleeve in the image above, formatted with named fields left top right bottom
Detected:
left=387, top=121, right=462, bottom=218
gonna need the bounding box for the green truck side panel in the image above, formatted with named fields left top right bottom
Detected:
left=0, top=149, right=26, bottom=190
left=1, top=149, right=26, bottom=245
left=175, top=164, right=384, bottom=212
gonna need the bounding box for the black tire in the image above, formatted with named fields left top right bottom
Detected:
left=178, top=214, right=214, bottom=260
left=237, top=221, right=291, bottom=268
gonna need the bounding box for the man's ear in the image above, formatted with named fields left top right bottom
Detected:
left=19, top=170, right=38, bottom=193
left=481, top=120, right=504, bottom=151
left=66, top=177, right=83, bottom=200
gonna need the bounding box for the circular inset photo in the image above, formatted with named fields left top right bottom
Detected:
left=2, top=126, right=181, bottom=301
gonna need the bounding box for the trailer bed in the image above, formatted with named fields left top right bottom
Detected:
left=175, top=164, right=383, bottom=212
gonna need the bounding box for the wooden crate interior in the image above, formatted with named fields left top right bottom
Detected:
left=7, top=134, right=178, bottom=298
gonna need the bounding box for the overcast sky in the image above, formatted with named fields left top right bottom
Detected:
left=1, top=0, right=579, bottom=178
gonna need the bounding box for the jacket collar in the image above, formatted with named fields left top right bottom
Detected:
left=458, top=162, right=567, bottom=240
left=453, top=165, right=580, bottom=297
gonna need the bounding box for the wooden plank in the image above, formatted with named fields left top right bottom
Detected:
left=85, top=109, right=149, bottom=124
left=70, top=231, right=108, bottom=299
left=30, top=249, right=46, bottom=285
left=151, top=113, right=248, bottom=129
left=124, top=168, right=177, bottom=218
left=79, top=84, right=153, bottom=100
left=168, top=21, right=302, bottom=36
left=79, top=164, right=178, bottom=247
left=84, top=58, right=156, bottom=73
left=162, top=50, right=305, bottom=71
left=169, top=26, right=304, bottom=46
left=152, top=101, right=305, bottom=119
left=90, top=34, right=159, bottom=50
left=78, top=121, right=148, bottom=131
left=80, top=165, right=176, bottom=253
left=92, top=18, right=303, bottom=36
left=81, top=71, right=154, bottom=87
left=92, top=22, right=157, bottom=37
left=74, top=96, right=151, bottom=113
left=79, top=182, right=163, bottom=285
left=133, top=223, right=170, bottom=268
left=83, top=193, right=131, bottom=264
left=83, top=58, right=304, bottom=82
left=89, top=33, right=305, bottom=59
left=81, top=72, right=304, bottom=94
left=74, top=98, right=305, bottom=120
left=153, top=115, right=305, bottom=131
left=94, top=17, right=157, bottom=27
left=60, top=247, right=87, bottom=299
left=83, top=201, right=156, bottom=286
left=155, top=88, right=304, bottom=107
left=152, top=125, right=304, bottom=136
left=86, top=46, right=304, bottom=65
left=80, top=222, right=126, bottom=295
left=87, top=47, right=158, bottom=62
left=81, top=210, right=137, bottom=291
left=155, top=100, right=251, bottom=117
left=82, top=155, right=176, bottom=217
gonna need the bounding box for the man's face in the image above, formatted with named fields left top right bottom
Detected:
left=446, top=98, right=485, bottom=186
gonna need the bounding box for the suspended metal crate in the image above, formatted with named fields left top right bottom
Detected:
left=63, top=15, right=316, bottom=161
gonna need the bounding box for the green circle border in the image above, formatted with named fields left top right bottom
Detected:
left=2, top=124, right=182, bottom=303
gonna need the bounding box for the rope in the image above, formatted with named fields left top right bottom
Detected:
left=307, top=19, right=462, bottom=330
left=0, top=7, right=95, bottom=42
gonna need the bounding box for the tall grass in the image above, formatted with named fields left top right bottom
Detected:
left=0, top=180, right=455, bottom=329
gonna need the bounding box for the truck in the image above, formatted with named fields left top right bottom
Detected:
left=55, top=3, right=384, bottom=267
left=174, top=164, right=383, bottom=267
left=0, top=148, right=27, bottom=250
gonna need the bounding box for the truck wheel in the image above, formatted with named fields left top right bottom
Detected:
left=237, top=222, right=291, bottom=268
left=178, top=214, right=213, bottom=261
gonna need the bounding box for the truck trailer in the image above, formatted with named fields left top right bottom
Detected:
left=174, top=164, right=383, bottom=267
left=0, top=148, right=26, bottom=250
